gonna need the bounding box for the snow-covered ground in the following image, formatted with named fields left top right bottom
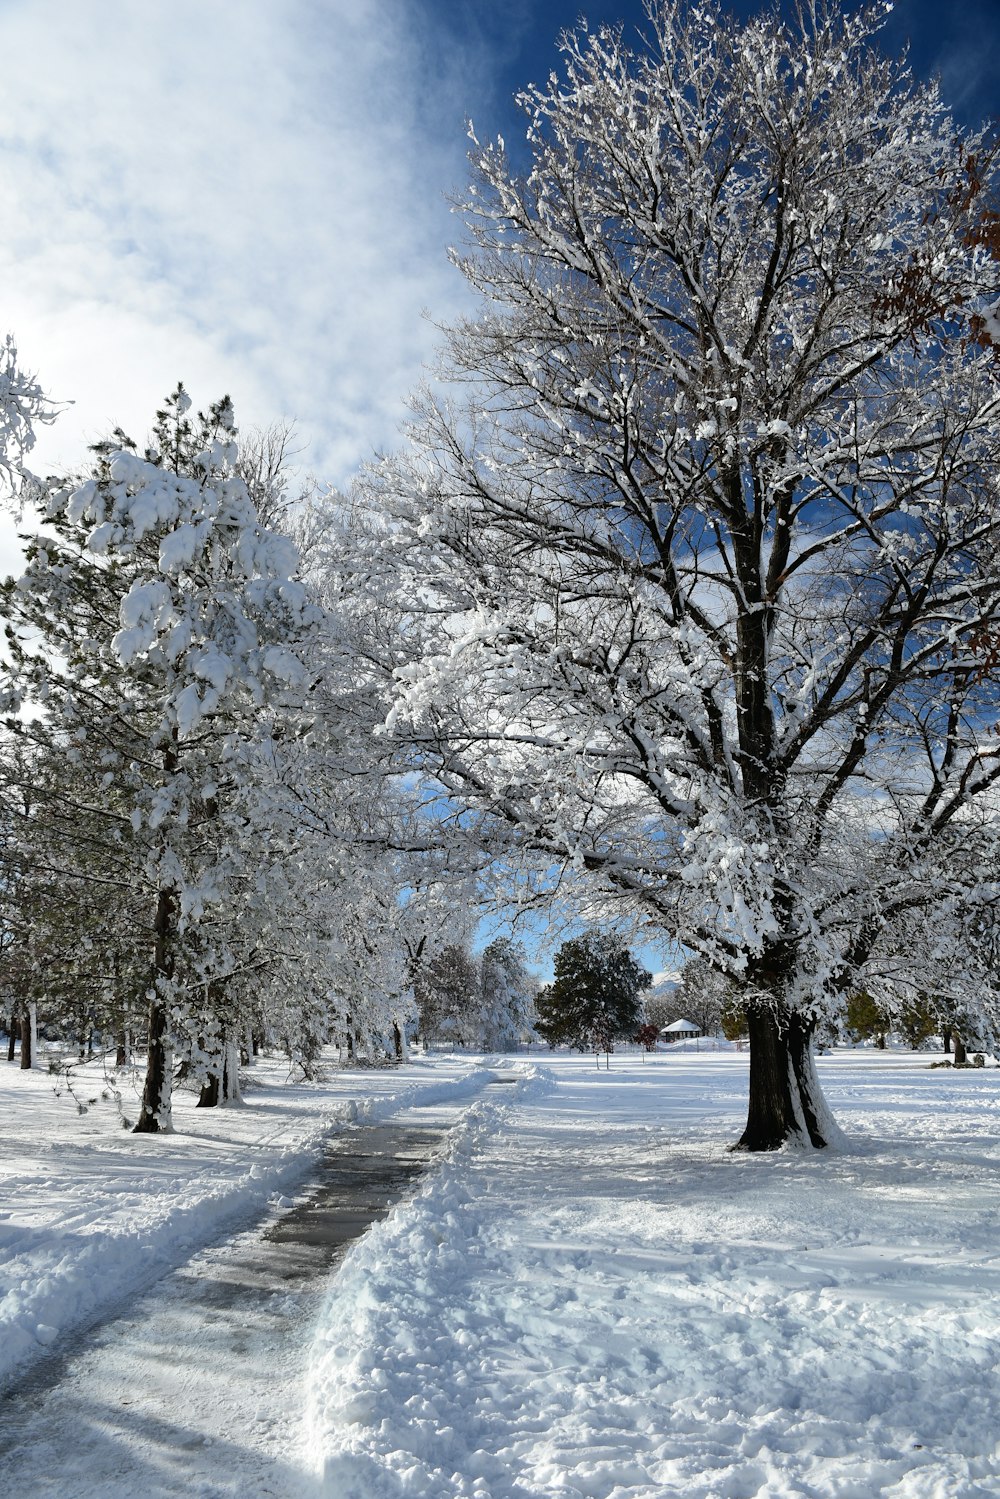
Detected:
left=4, top=1047, right=1000, bottom=1497
left=309, top=1050, right=1000, bottom=1498
left=0, top=1046, right=489, bottom=1394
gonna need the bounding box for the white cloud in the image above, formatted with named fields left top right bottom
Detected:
left=0, top=0, right=474, bottom=492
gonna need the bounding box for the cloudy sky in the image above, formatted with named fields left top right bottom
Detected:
left=2, top=0, right=998, bottom=497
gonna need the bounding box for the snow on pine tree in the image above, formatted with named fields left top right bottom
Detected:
left=479, top=937, right=536, bottom=1050
left=346, top=1, right=1000, bottom=1147
left=0, top=336, right=53, bottom=499
left=414, top=942, right=481, bottom=1048
left=1, top=387, right=320, bottom=1131
left=0, top=717, right=153, bottom=1071
left=535, top=933, right=650, bottom=1059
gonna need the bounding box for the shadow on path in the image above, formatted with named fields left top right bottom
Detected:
left=0, top=1115, right=454, bottom=1497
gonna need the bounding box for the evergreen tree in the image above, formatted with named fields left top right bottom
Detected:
left=536, top=934, right=650, bottom=1057
left=845, top=991, right=889, bottom=1049
left=479, top=936, right=536, bottom=1050
left=415, top=943, right=481, bottom=1047
left=1, top=387, right=319, bottom=1130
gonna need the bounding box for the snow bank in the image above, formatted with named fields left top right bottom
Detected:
left=0, top=1051, right=492, bottom=1393
left=305, top=1061, right=559, bottom=1490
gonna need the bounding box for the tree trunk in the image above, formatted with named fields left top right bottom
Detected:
left=134, top=888, right=176, bottom=1133
left=222, top=1039, right=242, bottom=1103
left=116, top=1028, right=131, bottom=1068
left=19, top=1006, right=32, bottom=1070
left=954, top=1032, right=967, bottom=1066
left=734, top=1006, right=837, bottom=1151
left=197, top=1070, right=220, bottom=1108
left=7, top=1010, right=16, bottom=1062
left=942, top=1026, right=952, bottom=1055
left=393, top=1021, right=404, bottom=1061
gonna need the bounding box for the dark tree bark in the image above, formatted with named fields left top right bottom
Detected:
left=392, top=1022, right=403, bottom=1060
left=942, top=1026, right=953, bottom=1054
left=954, top=1033, right=968, bottom=1066
left=7, top=1010, right=16, bottom=1062
left=197, top=1071, right=220, bottom=1108
left=734, top=1006, right=831, bottom=1151
left=133, top=887, right=176, bottom=1133
left=19, top=1007, right=31, bottom=1070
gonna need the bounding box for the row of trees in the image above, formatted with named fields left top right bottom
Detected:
left=414, top=936, right=537, bottom=1049
left=0, top=379, right=498, bottom=1124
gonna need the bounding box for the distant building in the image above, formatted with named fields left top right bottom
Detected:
left=661, top=1018, right=701, bottom=1042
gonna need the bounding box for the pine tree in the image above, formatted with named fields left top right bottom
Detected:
left=536, top=934, right=650, bottom=1058
left=415, top=943, right=481, bottom=1047
left=1, top=387, right=319, bottom=1131
left=479, top=936, right=536, bottom=1050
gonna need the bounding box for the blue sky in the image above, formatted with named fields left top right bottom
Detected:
left=422, top=0, right=1000, bottom=133
left=2, top=0, right=995, bottom=509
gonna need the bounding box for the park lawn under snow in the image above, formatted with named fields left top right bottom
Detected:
left=307, top=1049, right=1000, bottom=1499
left=0, top=1045, right=488, bottom=1394
left=4, top=1046, right=1000, bottom=1498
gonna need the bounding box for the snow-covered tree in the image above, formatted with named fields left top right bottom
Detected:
left=479, top=936, right=536, bottom=1050
left=344, top=1, right=1000, bottom=1148
left=0, top=336, right=53, bottom=499
left=415, top=942, right=481, bottom=1047
left=677, top=959, right=730, bottom=1039
left=1, top=387, right=320, bottom=1130
left=0, top=727, right=149, bottom=1071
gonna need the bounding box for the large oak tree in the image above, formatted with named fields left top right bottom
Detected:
left=346, top=1, right=1000, bottom=1147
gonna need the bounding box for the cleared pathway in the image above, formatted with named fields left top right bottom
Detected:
left=0, top=1102, right=462, bottom=1498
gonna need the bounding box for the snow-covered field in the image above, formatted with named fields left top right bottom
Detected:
left=4, top=1047, right=1000, bottom=1497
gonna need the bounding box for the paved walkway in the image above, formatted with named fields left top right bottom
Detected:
left=0, top=1107, right=457, bottom=1498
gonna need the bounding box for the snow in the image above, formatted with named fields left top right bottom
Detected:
left=0, top=1048, right=491, bottom=1397
left=307, top=1051, right=1000, bottom=1498
left=4, top=1048, right=1000, bottom=1497
left=158, top=520, right=203, bottom=573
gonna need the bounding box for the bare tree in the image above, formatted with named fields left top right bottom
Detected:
left=348, top=1, right=1000, bottom=1148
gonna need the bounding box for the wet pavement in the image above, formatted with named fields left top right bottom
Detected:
left=267, top=1123, right=449, bottom=1258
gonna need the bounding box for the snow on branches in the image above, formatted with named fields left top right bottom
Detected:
left=0, top=335, right=54, bottom=501
left=343, top=0, right=1000, bottom=1148
left=0, top=387, right=413, bottom=1131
